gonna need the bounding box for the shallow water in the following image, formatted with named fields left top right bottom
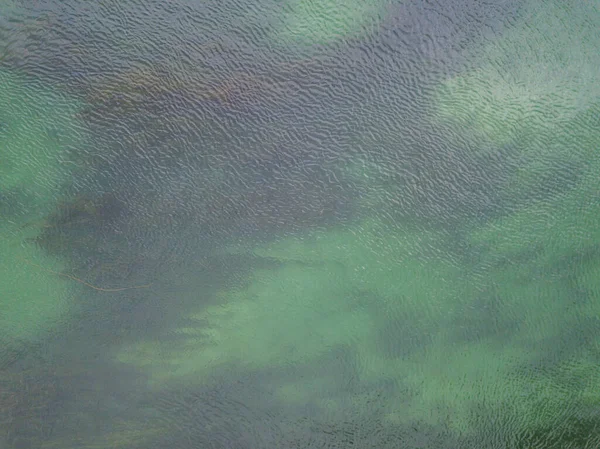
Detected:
left=1, top=0, right=600, bottom=447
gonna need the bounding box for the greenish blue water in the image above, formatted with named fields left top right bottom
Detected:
left=1, top=0, right=599, bottom=447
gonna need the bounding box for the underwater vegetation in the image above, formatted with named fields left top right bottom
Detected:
left=113, top=0, right=600, bottom=446
left=2, top=0, right=599, bottom=447
left=115, top=199, right=600, bottom=441
left=0, top=67, right=86, bottom=356
left=0, top=359, right=166, bottom=449
left=0, top=367, right=62, bottom=447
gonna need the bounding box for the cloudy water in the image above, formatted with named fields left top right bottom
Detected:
left=1, top=0, right=599, bottom=447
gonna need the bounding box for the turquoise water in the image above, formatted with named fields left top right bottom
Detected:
left=1, top=0, right=600, bottom=447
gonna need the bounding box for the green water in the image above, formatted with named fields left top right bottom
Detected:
left=1, top=0, right=600, bottom=447
left=0, top=69, right=83, bottom=348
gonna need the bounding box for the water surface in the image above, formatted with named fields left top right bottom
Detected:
left=1, top=0, right=600, bottom=447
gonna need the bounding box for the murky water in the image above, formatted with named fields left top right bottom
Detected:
left=1, top=0, right=600, bottom=447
